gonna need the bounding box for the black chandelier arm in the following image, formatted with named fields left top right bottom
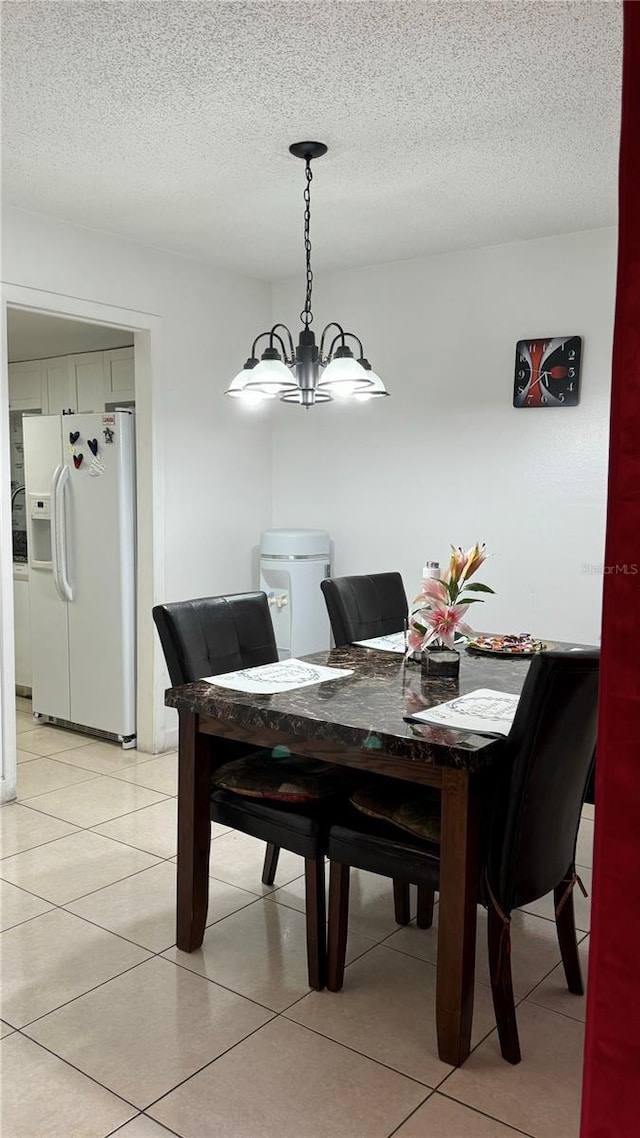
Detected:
left=345, top=332, right=365, bottom=359
left=249, top=330, right=291, bottom=364
left=326, top=330, right=365, bottom=362
left=250, top=331, right=273, bottom=358
left=319, top=322, right=347, bottom=362
left=269, top=323, right=296, bottom=363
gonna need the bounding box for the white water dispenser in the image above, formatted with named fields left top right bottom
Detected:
left=260, top=528, right=331, bottom=659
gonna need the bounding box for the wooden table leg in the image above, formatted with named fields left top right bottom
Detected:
left=176, top=709, right=211, bottom=951
left=436, top=767, right=481, bottom=1066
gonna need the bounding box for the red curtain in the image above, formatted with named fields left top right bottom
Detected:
left=581, top=4, right=640, bottom=1135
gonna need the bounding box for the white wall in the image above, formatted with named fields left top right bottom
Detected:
left=2, top=206, right=273, bottom=752
left=270, top=228, right=616, bottom=645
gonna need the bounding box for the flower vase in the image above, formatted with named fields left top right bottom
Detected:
left=422, top=645, right=460, bottom=679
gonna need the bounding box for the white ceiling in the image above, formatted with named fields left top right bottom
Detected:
left=7, top=310, right=133, bottom=363
left=1, top=1, right=622, bottom=280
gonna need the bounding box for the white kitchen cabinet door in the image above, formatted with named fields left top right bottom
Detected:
left=69, top=352, right=106, bottom=412
left=13, top=572, right=32, bottom=690
left=8, top=361, right=47, bottom=411
left=103, top=347, right=135, bottom=404
left=44, top=358, right=75, bottom=415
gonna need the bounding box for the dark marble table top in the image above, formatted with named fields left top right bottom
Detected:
left=165, top=641, right=585, bottom=773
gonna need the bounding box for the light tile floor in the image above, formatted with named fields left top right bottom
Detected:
left=2, top=702, right=593, bottom=1138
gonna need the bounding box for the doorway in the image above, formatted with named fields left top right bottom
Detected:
left=1, top=286, right=166, bottom=804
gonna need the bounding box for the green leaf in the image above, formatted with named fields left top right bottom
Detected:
left=456, top=598, right=484, bottom=605
left=413, top=621, right=427, bottom=634
left=461, top=582, right=495, bottom=594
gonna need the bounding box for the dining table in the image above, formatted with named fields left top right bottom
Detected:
left=165, top=638, right=575, bottom=1068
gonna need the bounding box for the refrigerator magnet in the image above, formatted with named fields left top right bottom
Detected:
left=69, top=431, right=80, bottom=445
left=73, top=453, right=84, bottom=469
left=89, top=457, right=105, bottom=477
left=88, top=439, right=99, bottom=456
left=103, top=427, right=115, bottom=444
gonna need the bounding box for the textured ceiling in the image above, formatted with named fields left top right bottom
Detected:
left=1, top=1, right=622, bottom=280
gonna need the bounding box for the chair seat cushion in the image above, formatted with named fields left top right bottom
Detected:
left=350, top=783, right=441, bottom=843
left=211, top=789, right=326, bottom=857
left=212, top=752, right=353, bottom=803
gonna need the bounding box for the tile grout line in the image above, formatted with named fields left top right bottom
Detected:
left=435, top=1090, right=537, bottom=1138
left=16, top=789, right=174, bottom=831
left=137, top=1015, right=280, bottom=1116
left=384, top=1089, right=435, bottom=1138
left=105, top=1113, right=182, bottom=1138
left=277, top=1008, right=442, bottom=1091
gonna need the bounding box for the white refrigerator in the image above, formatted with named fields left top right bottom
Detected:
left=23, top=412, right=136, bottom=746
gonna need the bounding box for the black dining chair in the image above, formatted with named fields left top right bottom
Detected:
left=320, top=570, right=418, bottom=926
left=325, top=649, right=599, bottom=1063
left=153, top=591, right=354, bottom=989
left=320, top=572, right=409, bottom=649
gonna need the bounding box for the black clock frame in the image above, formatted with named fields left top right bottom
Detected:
left=513, top=336, right=582, bottom=408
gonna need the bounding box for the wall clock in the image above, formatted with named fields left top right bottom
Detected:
left=513, top=336, right=582, bottom=407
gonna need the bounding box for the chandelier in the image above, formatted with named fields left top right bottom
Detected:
left=226, top=142, right=389, bottom=408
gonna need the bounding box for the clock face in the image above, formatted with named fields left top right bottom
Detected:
left=513, top=337, right=581, bottom=407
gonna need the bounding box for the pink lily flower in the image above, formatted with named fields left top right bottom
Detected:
left=444, top=546, right=466, bottom=586
left=460, top=541, right=487, bottom=583
left=423, top=604, right=474, bottom=650
left=414, top=577, right=449, bottom=605
left=407, top=627, right=425, bottom=651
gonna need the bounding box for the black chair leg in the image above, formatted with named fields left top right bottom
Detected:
left=261, top=843, right=280, bottom=886
left=393, top=879, right=411, bottom=924
left=416, top=886, right=435, bottom=929
left=554, top=875, right=584, bottom=995
left=304, top=857, right=327, bottom=991
left=327, top=862, right=350, bottom=992
left=487, top=903, right=521, bottom=1064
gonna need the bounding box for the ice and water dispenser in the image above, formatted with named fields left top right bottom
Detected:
left=260, top=529, right=331, bottom=659
left=28, top=494, right=53, bottom=567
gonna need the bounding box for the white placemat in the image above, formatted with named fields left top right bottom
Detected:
left=353, top=632, right=407, bottom=654
left=205, top=659, right=354, bottom=694
left=406, top=688, right=519, bottom=736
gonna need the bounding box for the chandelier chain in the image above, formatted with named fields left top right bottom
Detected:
left=301, top=158, right=314, bottom=327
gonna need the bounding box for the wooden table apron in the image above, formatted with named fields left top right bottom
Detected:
left=167, top=645, right=538, bottom=1068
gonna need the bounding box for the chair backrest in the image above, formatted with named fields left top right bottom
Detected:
left=320, top=573, right=408, bottom=647
left=487, top=649, right=599, bottom=913
left=152, top=592, right=278, bottom=685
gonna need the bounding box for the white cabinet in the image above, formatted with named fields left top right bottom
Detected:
left=70, top=353, right=107, bottom=412
left=8, top=347, right=135, bottom=415
left=8, top=361, right=46, bottom=411
left=13, top=569, right=32, bottom=691
left=44, top=358, right=75, bottom=415
left=104, top=347, right=135, bottom=405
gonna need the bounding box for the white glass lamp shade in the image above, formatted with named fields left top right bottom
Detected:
left=225, top=366, right=273, bottom=402
left=245, top=357, right=297, bottom=396
left=353, top=369, right=389, bottom=400
left=317, top=355, right=372, bottom=397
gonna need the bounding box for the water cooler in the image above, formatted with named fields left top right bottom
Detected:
left=260, top=529, right=331, bottom=659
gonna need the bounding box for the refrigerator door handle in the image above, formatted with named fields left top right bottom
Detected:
left=50, top=464, right=66, bottom=601
left=57, top=464, right=74, bottom=602
left=52, top=463, right=74, bottom=602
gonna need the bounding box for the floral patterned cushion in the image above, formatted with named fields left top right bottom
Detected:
left=350, top=783, right=442, bottom=844
left=212, top=751, right=353, bottom=803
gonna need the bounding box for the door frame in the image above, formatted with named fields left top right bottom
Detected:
left=1, top=283, right=166, bottom=803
